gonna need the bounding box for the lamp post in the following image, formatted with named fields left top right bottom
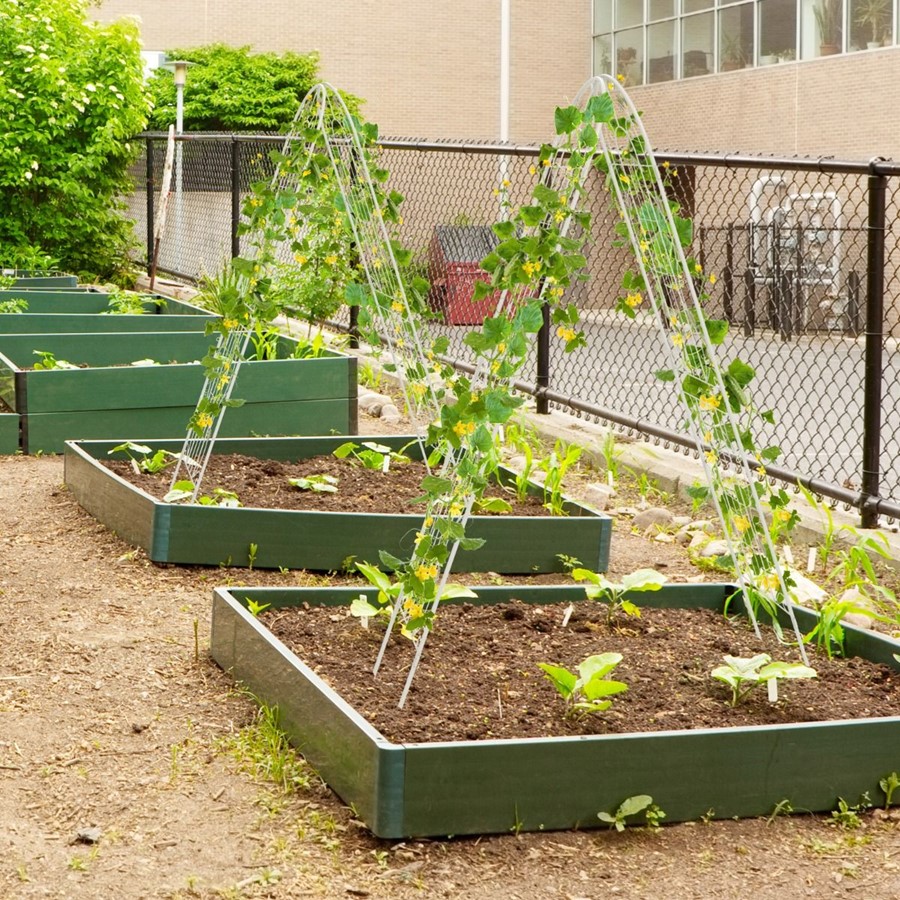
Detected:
left=170, top=60, right=189, bottom=274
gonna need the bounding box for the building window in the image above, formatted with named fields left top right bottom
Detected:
left=591, top=0, right=894, bottom=80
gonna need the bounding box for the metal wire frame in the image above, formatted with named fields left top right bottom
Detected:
left=594, top=75, right=807, bottom=658
left=128, top=134, right=900, bottom=524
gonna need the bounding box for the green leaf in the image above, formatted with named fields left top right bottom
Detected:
left=726, top=357, right=756, bottom=387
left=537, top=663, right=577, bottom=699
left=617, top=795, right=653, bottom=818
left=420, top=474, right=454, bottom=496
left=620, top=569, right=667, bottom=592
left=585, top=92, right=614, bottom=123
left=554, top=105, right=583, bottom=135
left=705, top=318, right=729, bottom=345
left=579, top=124, right=599, bottom=148
left=519, top=206, right=545, bottom=227
left=492, top=220, right=516, bottom=241
left=654, top=369, right=676, bottom=382
left=349, top=596, right=381, bottom=620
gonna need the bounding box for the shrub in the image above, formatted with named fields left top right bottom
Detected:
left=146, top=43, right=361, bottom=132
left=0, top=0, right=150, bottom=278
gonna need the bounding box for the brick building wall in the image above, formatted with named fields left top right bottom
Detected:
left=630, top=48, right=900, bottom=159
left=91, top=0, right=591, bottom=143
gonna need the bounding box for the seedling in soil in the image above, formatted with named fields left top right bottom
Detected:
left=288, top=473, right=339, bottom=493
left=803, top=593, right=886, bottom=659
left=539, top=439, right=582, bottom=515
left=246, top=598, right=271, bottom=617
left=571, top=567, right=667, bottom=624
left=350, top=561, right=476, bottom=633
left=248, top=542, right=259, bottom=569
left=164, top=480, right=241, bottom=507
left=830, top=794, right=871, bottom=830
left=109, top=441, right=183, bottom=475
left=537, top=652, right=628, bottom=718
left=333, top=440, right=408, bottom=472
left=32, top=349, right=78, bottom=370
left=600, top=430, right=622, bottom=485
left=598, top=794, right=666, bottom=831
left=880, top=772, right=900, bottom=808
left=104, top=288, right=147, bottom=315
left=711, top=653, right=817, bottom=707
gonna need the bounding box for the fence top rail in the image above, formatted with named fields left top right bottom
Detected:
left=136, top=132, right=900, bottom=176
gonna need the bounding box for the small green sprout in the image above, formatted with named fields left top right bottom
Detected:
left=32, top=349, right=78, bottom=370
left=246, top=598, right=271, bottom=618
left=109, top=441, right=182, bottom=475
left=598, top=794, right=666, bottom=831
left=333, top=441, right=408, bottom=472
left=711, top=653, right=817, bottom=707
left=288, top=473, right=339, bottom=493
left=538, top=652, right=628, bottom=718
left=571, top=567, right=667, bottom=623
left=880, top=772, right=900, bottom=808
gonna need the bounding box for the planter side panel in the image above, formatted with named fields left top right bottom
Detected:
left=400, top=720, right=900, bottom=837
left=0, top=413, right=19, bottom=453
left=63, top=443, right=157, bottom=550
left=25, top=398, right=354, bottom=455
left=0, top=314, right=212, bottom=334
left=210, top=591, right=404, bottom=837
left=0, top=292, right=109, bottom=312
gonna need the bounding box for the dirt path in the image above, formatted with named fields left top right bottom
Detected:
left=1, top=452, right=900, bottom=899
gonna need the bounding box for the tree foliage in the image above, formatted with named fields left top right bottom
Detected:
left=0, top=0, right=150, bottom=277
left=146, top=44, right=361, bottom=132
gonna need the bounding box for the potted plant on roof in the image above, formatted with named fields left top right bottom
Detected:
left=813, top=0, right=843, bottom=54
left=855, top=0, right=890, bottom=48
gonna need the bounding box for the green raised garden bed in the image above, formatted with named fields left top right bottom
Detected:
left=211, top=582, right=900, bottom=838
left=0, top=412, right=19, bottom=453
left=64, top=434, right=611, bottom=572
left=0, top=288, right=101, bottom=304
left=1, top=332, right=356, bottom=453
left=0, top=294, right=215, bottom=333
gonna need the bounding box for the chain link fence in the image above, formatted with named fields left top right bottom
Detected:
left=124, top=134, right=900, bottom=524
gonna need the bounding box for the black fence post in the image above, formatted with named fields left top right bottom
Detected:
left=723, top=223, right=734, bottom=322
left=230, top=137, right=241, bottom=259
left=145, top=137, right=155, bottom=274
left=861, top=159, right=887, bottom=528
left=535, top=300, right=550, bottom=414
left=743, top=269, right=755, bottom=336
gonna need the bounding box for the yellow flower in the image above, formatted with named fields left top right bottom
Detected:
left=639, top=239, right=650, bottom=253
left=619, top=173, right=631, bottom=186
left=662, top=160, right=671, bottom=169
left=775, top=508, right=792, bottom=523
left=694, top=262, right=703, bottom=275
left=414, top=564, right=438, bottom=582
left=705, top=450, right=718, bottom=464
left=452, top=420, right=476, bottom=437
left=411, top=383, right=427, bottom=399
left=222, top=318, right=239, bottom=330
left=293, top=253, right=307, bottom=265
left=491, top=360, right=501, bottom=374
left=625, top=292, right=643, bottom=308
left=757, top=572, right=781, bottom=592
left=542, top=158, right=551, bottom=167
left=756, top=465, right=767, bottom=477
left=218, top=374, right=229, bottom=388
left=424, top=516, right=434, bottom=527
left=556, top=325, right=576, bottom=342
left=470, top=392, right=480, bottom=403
left=616, top=73, right=625, bottom=83
left=554, top=211, right=565, bottom=223
left=302, top=169, right=311, bottom=177
left=709, top=273, right=718, bottom=285
left=502, top=179, right=511, bottom=188
left=391, top=300, right=404, bottom=313
left=324, top=254, right=338, bottom=266
left=733, top=515, right=751, bottom=534
left=671, top=333, right=684, bottom=348
left=449, top=502, right=463, bottom=517
left=497, top=341, right=507, bottom=354
left=703, top=431, right=712, bottom=443
left=492, top=188, right=501, bottom=197
left=698, top=393, right=722, bottom=412
left=529, top=164, right=537, bottom=175
left=414, top=531, right=426, bottom=546
left=403, top=598, right=424, bottom=618
left=196, top=413, right=214, bottom=430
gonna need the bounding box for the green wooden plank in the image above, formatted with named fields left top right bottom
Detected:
left=18, top=352, right=353, bottom=413
left=8, top=274, right=78, bottom=287
left=25, top=397, right=354, bottom=454
left=0, top=331, right=217, bottom=367
left=0, top=312, right=212, bottom=334
left=0, top=412, right=19, bottom=453
left=0, top=290, right=108, bottom=310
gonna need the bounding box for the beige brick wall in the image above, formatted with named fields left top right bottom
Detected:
left=92, top=0, right=591, bottom=143
left=631, top=49, right=900, bottom=159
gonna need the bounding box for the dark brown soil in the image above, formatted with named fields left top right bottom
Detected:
left=262, top=599, right=900, bottom=744
left=104, top=452, right=552, bottom=516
